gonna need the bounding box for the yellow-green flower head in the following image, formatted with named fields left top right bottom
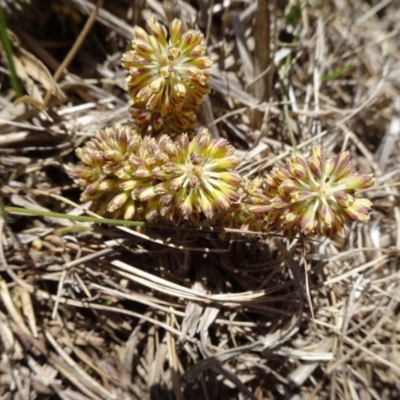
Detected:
left=122, top=17, right=213, bottom=131
left=148, top=129, right=242, bottom=222
left=71, top=126, right=141, bottom=201
left=111, top=135, right=172, bottom=220
left=70, top=127, right=241, bottom=225
left=250, top=146, right=375, bottom=237
left=70, top=126, right=151, bottom=220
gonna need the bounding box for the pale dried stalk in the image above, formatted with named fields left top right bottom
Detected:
left=251, top=0, right=274, bottom=129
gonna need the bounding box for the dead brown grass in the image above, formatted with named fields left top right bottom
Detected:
left=0, top=0, right=399, bottom=399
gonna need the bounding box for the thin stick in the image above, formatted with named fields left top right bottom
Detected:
left=43, top=1, right=101, bottom=105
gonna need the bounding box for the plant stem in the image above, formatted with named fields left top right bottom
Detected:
left=283, top=53, right=297, bottom=151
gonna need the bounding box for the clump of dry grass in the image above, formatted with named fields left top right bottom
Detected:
left=0, top=0, right=399, bottom=399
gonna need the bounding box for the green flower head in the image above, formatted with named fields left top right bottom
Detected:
left=70, top=127, right=241, bottom=224
left=250, top=146, right=375, bottom=237
left=122, top=17, right=213, bottom=132
left=146, top=128, right=242, bottom=222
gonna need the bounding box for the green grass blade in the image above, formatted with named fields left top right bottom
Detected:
left=5, top=206, right=161, bottom=228
left=4, top=206, right=220, bottom=233
left=321, top=63, right=354, bottom=83
left=0, top=5, right=23, bottom=98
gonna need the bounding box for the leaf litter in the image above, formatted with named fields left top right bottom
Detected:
left=0, top=0, right=399, bottom=399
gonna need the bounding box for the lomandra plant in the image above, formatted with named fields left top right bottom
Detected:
left=71, top=128, right=374, bottom=238
left=70, top=17, right=375, bottom=239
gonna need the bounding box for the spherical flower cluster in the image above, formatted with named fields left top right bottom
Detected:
left=249, top=146, right=375, bottom=237
left=147, top=130, right=242, bottom=222
left=70, top=127, right=242, bottom=223
left=70, top=126, right=150, bottom=219
left=122, top=17, right=213, bottom=133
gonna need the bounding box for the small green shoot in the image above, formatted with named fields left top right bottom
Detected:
left=321, top=63, right=354, bottom=82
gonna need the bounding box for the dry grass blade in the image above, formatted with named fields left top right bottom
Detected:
left=376, top=96, right=400, bottom=171
left=251, top=0, right=274, bottom=128
left=111, top=259, right=266, bottom=304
